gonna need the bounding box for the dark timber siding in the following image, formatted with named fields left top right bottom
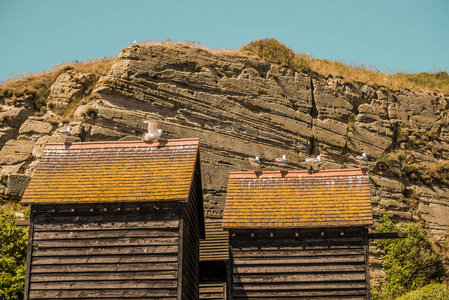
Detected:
left=229, top=229, right=370, bottom=300
left=180, top=160, right=203, bottom=300
left=199, top=220, right=229, bottom=300
left=26, top=202, right=181, bottom=300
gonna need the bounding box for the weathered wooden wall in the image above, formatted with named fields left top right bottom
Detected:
left=180, top=159, right=204, bottom=300
left=199, top=220, right=229, bottom=262
left=199, top=219, right=229, bottom=300
left=199, top=283, right=227, bottom=300
left=229, top=228, right=370, bottom=300
left=25, top=202, right=181, bottom=300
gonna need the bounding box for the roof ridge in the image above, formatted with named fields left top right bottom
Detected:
left=229, top=168, right=368, bottom=179
left=45, top=138, right=200, bottom=150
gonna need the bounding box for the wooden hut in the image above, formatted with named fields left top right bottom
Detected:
left=21, top=138, right=205, bottom=300
left=199, top=219, right=229, bottom=300
left=223, top=168, right=373, bottom=300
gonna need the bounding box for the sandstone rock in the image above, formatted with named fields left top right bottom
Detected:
left=0, top=127, right=17, bottom=148
left=47, top=71, right=95, bottom=111
left=32, top=136, right=65, bottom=158
left=312, top=77, right=354, bottom=122
left=0, top=106, right=34, bottom=148
left=396, top=91, right=441, bottom=131
left=89, top=125, right=126, bottom=141
left=416, top=184, right=449, bottom=236
left=0, top=162, right=25, bottom=176
left=0, top=106, right=34, bottom=128
left=350, top=126, right=393, bottom=157
left=0, top=139, right=35, bottom=165
left=19, top=119, right=54, bottom=137
left=6, top=174, right=31, bottom=197
left=370, top=175, right=404, bottom=194
left=25, top=160, right=40, bottom=177
left=119, top=135, right=142, bottom=141
left=74, top=104, right=97, bottom=119
left=380, top=199, right=408, bottom=211
left=63, top=122, right=91, bottom=140
left=320, top=161, right=342, bottom=170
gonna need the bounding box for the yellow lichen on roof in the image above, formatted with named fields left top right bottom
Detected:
left=22, top=139, right=199, bottom=204
left=222, top=169, right=373, bottom=229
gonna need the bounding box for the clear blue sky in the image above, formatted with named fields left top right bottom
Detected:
left=1, top=0, right=448, bottom=82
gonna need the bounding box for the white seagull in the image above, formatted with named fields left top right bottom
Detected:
left=248, top=156, right=260, bottom=168
left=355, top=152, right=368, bottom=164
left=132, top=40, right=137, bottom=45
left=143, top=120, right=162, bottom=142
left=274, top=155, right=287, bottom=167
left=304, top=155, right=321, bottom=169
left=56, top=127, right=71, bottom=138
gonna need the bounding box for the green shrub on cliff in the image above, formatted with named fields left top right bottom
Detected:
left=0, top=209, right=28, bottom=300
left=395, top=283, right=449, bottom=300
left=373, top=209, right=446, bottom=299
left=242, top=38, right=311, bottom=72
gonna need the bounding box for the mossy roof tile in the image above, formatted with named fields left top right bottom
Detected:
left=222, top=168, right=373, bottom=229
left=22, top=139, right=199, bottom=204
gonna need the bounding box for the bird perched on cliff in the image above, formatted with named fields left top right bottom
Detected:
left=304, top=155, right=321, bottom=170
left=274, top=155, right=287, bottom=167
left=132, top=40, right=137, bottom=45
left=143, top=120, right=162, bottom=142
left=248, top=156, right=260, bottom=168
left=56, top=127, right=71, bottom=138
left=355, top=152, right=368, bottom=164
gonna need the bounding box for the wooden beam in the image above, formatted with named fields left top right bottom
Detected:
left=24, top=206, right=34, bottom=300
left=368, top=232, right=408, bottom=239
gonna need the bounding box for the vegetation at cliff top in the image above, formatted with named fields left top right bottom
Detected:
left=0, top=58, right=113, bottom=112
left=371, top=208, right=446, bottom=299
left=242, top=38, right=449, bottom=94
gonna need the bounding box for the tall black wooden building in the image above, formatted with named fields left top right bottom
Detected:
left=21, top=139, right=205, bottom=300
left=199, top=219, right=229, bottom=300
left=223, top=168, right=373, bottom=300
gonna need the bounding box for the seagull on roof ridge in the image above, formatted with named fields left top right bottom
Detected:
left=304, top=155, right=321, bottom=170
left=355, top=152, right=368, bottom=164
left=56, top=127, right=71, bottom=138
left=274, top=155, right=287, bottom=167
left=248, top=156, right=260, bottom=168
left=143, top=120, right=162, bottom=142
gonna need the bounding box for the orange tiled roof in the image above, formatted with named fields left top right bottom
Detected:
left=22, top=139, right=199, bottom=204
left=222, top=168, right=373, bottom=229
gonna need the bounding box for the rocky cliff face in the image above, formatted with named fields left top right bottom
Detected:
left=1, top=43, right=449, bottom=285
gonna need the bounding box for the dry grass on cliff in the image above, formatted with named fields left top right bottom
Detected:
left=0, top=58, right=114, bottom=112
left=309, top=58, right=449, bottom=94
left=242, top=38, right=449, bottom=94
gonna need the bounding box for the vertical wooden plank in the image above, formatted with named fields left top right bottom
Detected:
left=23, top=205, right=34, bottom=300
left=228, top=232, right=233, bottom=300
left=178, top=208, right=184, bottom=300
left=364, top=235, right=371, bottom=300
